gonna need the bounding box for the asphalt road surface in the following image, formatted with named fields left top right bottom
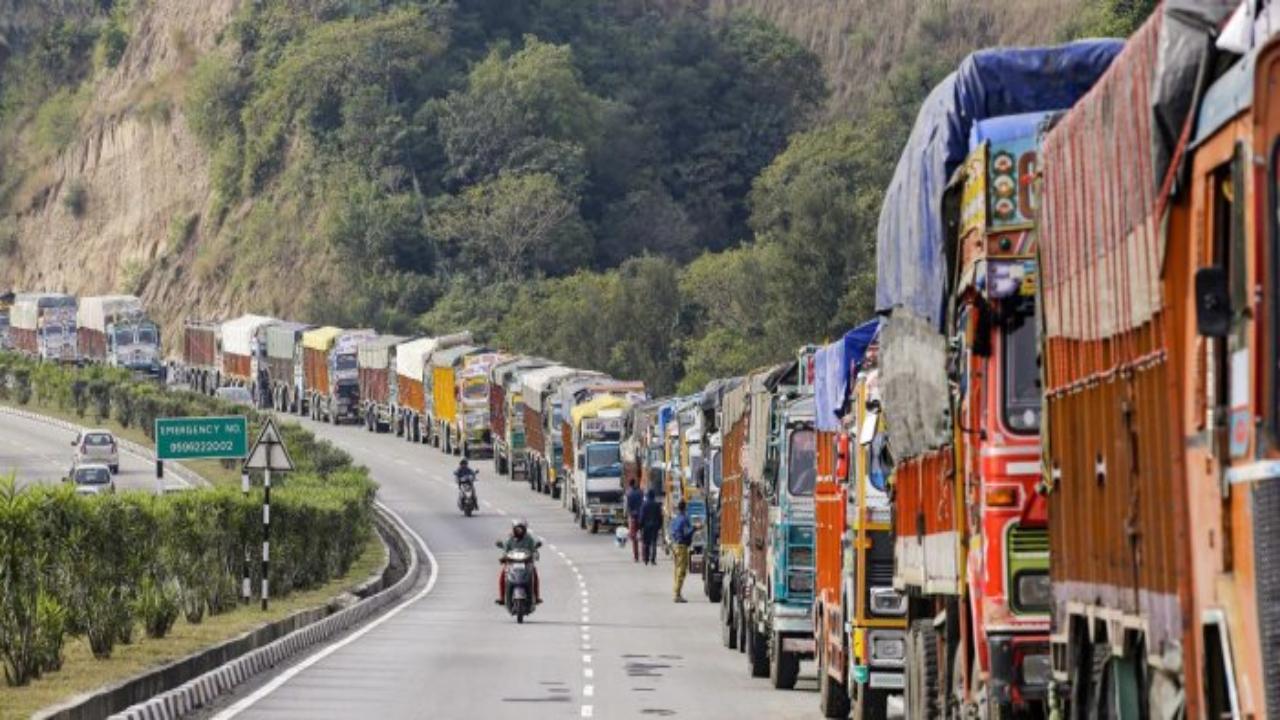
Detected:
left=209, top=414, right=821, bottom=720
left=0, top=410, right=187, bottom=492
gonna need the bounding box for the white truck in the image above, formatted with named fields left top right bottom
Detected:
left=76, top=295, right=161, bottom=375
left=11, top=293, right=77, bottom=363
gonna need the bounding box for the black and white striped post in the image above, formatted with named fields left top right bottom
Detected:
left=262, top=467, right=271, bottom=611
left=242, top=468, right=251, bottom=605
left=243, top=417, right=293, bottom=613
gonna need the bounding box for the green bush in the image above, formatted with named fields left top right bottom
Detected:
left=0, top=353, right=377, bottom=685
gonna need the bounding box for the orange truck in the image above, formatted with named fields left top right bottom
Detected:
left=1037, top=8, right=1265, bottom=718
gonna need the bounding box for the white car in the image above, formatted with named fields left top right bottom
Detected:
left=69, top=463, right=116, bottom=495
left=72, top=429, right=119, bottom=474
left=215, top=386, right=254, bottom=409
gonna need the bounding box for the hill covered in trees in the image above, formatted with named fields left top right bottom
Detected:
left=0, top=0, right=1158, bottom=394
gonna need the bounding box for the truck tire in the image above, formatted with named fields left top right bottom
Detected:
left=906, top=619, right=940, bottom=719
left=853, top=687, right=889, bottom=720
left=747, top=613, right=769, bottom=678
left=770, top=632, right=800, bottom=690
left=819, top=632, right=852, bottom=718
left=707, top=569, right=722, bottom=604
left=721, top=592, right=736, bottom=649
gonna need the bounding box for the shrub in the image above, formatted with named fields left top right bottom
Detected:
left=135, top=578, right=179, bottom=639
left=62, top=179, right=88, bottom=217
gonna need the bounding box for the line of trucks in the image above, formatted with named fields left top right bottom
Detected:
left=0, top=292, right=161, bottom=374
left=8, top=5, right=1278, bottom=719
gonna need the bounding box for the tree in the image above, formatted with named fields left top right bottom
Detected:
left=429, top=172, right=590, bottom=280
left=598, top=187, right=698, bottom=265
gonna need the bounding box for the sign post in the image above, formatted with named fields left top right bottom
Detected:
left=243, top=417, right=295, bottom=610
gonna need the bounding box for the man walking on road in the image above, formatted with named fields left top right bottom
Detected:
left=669, top=500, right=694, bottom=603
left=625, top=479, right=644, bottom=562
left=640, top=489, right=663, bottom=565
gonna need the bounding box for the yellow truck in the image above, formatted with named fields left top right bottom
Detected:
left=428, top=343, right=483, bottom=454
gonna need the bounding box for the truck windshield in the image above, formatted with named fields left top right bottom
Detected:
left=586, top=444, right=622, bottom=477
left=1003, top=310, right=1040, bottom=434
left=114, top=328, right=134, bottom=345
left=43, top=324, right=63, bottom=335
left=138, top=325, right=158, bottom=345
left=463, top=380, right=487, bottom=400
left=334, top=354, right=357, bottom=371
left=787, top=429, right=816, bottom=496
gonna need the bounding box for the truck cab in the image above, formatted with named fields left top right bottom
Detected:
left=327, top=330, right=374, bottom=424
left=107, top=315, right=161, bottom=375
left=572, top=402, right=627, bottom=533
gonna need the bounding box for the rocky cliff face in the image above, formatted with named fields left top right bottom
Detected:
left=0, top=0, right=239, bottom=345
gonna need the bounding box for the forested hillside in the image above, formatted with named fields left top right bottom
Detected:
left=0, top=0, right=1158, bottom=394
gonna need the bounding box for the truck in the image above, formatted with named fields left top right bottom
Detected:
left=357, top=335, right=410, bottom=433
left=698, top=378, right=743, bottom=603
left=455, top=352, right=506, bottom=458
left=220, top=314, right=277, bottom=400
left=11, top=293, right=77, bottom=363
left=622, top=399, right=667, bottom=499
left=872, top=41, right=1119, bottom=718
left=566, top=393, right=636, bottom=534
left=811, top=320, right=903, bottom=719
left=392, top=332, right=471, bottom=444
left=716, top=378, right=750, bottom=653
left=0, top=291, right=12, bottom=351
left=182, top=321, right=220, bottom=394
left=75, top=295, right=161, bottom=375
left=1037, top=8, right=1258, bottom=718
left=489, top=356, right=552, bottom=479
left=302, top=326, right=375, bottom=424
left=427, top=343, right=484, bottom=455
left=264, top=321, right=311, bottom=413
left=519, top=365, right=581, bottom=497
left=739, top=357, right=817, bottom=690
left=558, top=378, right=646, bottom=519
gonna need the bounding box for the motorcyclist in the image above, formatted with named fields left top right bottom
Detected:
left=454, top=458, right=476, bottom=482
left=496, top=518, right=542, bottom=605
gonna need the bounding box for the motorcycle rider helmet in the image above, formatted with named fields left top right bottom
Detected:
left=460, top=458, right=469, bottom=468
left=512, top=518, right=528, bottom=537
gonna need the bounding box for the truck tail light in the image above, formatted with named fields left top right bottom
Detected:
left=985, top=487, right=1019, bottom=507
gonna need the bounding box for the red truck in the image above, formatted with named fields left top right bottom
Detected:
left=488, top=356, right=551, bottom=479
left=183, top=321, right=221, bottom=395
left=357, top=335, right=409, bottom=433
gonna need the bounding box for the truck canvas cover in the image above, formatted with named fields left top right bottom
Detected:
left=875, top=40, right=1121, bottom=459
left=358, top=335, right=410, bottom=370
left=394, top=337, right=436, bottom=380
left=491, top=356, right=550, bottom=387
left=265, top=322, right=311, bottom=360
left=431, top=344, right=480, bottom=369
left=813, top=319, right=879, bottom=432
left=302, top=326, right=343, bottom=352
left=77, top=295, right=143, bottom=332
left=571, top=394, right=631, bottom=426
left=222, top=314, right=277, bottom=356
left=11, top=293, right=75, bottom=329
left=519, top=366, right=579, bottom=408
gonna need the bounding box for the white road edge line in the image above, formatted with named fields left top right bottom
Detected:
left=211, top=501, right=439, bottom=719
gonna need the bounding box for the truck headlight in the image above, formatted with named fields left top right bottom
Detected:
left=1021, top=653, right=1052, bottom=687
left=786, top=570, right=813, bottom=595
left=869, top=587, right=907, bottom=616
left=867, top=631, right=906, bottom=667
left=1014, top=572, right=1051, bottom=612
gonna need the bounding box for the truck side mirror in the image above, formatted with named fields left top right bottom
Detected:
left=494, top=540, right=504, bottom=548
left=1195, top=266, right=1231, bottom=337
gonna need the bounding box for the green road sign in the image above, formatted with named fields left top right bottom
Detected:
left=155, top=416, right=248, bottom=460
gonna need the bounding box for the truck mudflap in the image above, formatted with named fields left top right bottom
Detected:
left=990, top=635, right=1051, bottom=704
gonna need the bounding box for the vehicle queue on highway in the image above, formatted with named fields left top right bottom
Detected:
left=5, top=4, right=1280, bottom=719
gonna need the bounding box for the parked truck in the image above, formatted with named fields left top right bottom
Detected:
left=455, top=352, right=505, bottom=458
left=566, top=393, right=635, bottom=534
left=716, top=378, right=750, bottom=654
left=698, top=379, right=740, bottom=604
left=264, top=321, right=311, bottom=413
left=427, top=343, right=484, bottom=455
left=871, top=41, right=1119, bottom=719
left=11, top=293, right=77, bottom=363
left=183, top=321, right=221, bottom=394
left=302, top=326, right=375, bottom=424
left=519, top=365, right=581, bottom=497
left=1037, top=8, right=1258, bottom=718
left=392, top=333, right=471, bottom=444
left=559, top=379, right=645, bottom=518
left=220, top=314, right=277, bottom=399
left=489, top=356, right=551, bottom=479
left=357, top=335, right=410, bottom=433
left=810, top=320, right=902, bottom=719
left=739, top=358, right=817, bottom=690
left=75, top=295, right=161, bottom=375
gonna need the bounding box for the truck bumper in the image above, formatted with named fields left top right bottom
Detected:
left=585, top=503, right=625, bottom=526
left=772, top=604, right=813, bottom=636
left=989, top=634, right=1051, bottom=705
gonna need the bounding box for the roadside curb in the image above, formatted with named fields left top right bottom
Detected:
left=0, top=405, right=205, bottom=489
left=94, top=503, right=422, bottom=720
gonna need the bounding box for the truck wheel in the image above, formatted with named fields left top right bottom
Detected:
left=590, top=520, right=600, bottom=534
left=736, top=597, right=748, bottom=654
left=707, top=571, right=722, bottom=604
left=819, top=632, right=852, bottom=718
left=747, top=616, right=769, bottom=678
left=721, top=593, right=735, bottom=649
left=852, top=687, right=889, bottom=720
left=906, top=619, right=940, bottom=719
left=770, top=632, right=800, bottom=689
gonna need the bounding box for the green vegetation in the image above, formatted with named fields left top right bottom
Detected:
left=61, top=179, right=88, bottom=217
left=0, top=353, right=376, bottom=689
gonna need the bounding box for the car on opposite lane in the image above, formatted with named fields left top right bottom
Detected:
left=71, top=429, right=119, bottom=474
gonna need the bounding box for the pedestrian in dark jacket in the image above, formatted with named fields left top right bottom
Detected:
left=640, top=489, right=663, bottom=565
left=625, top=480, right=645, bottom=563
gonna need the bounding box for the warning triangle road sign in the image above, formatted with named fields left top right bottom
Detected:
left=244, top=417, right=296, bottom=471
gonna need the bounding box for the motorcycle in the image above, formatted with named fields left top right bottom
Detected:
left=495, top=540, right=541, bottom=623
left=457, top=471, right=479, bottom=517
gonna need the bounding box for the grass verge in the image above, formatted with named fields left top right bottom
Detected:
left=0, top=530, right=386, bottom=720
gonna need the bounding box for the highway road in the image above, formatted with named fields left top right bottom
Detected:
left=0, top=409, right=186, bottom=492
left=207, top=415, right=821, bottom=720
